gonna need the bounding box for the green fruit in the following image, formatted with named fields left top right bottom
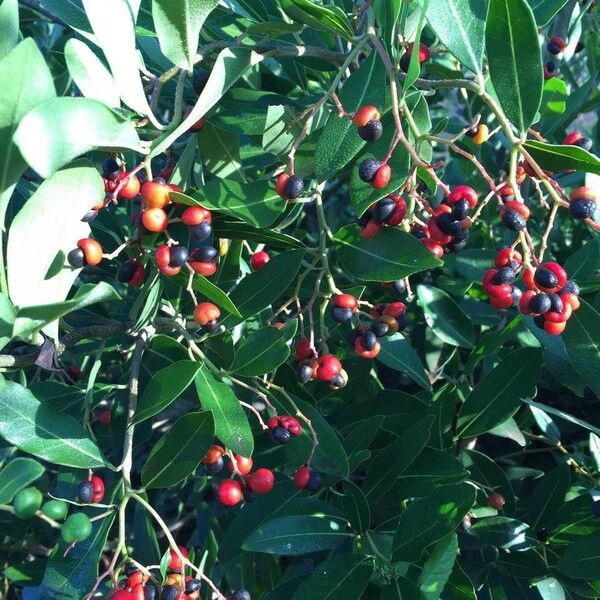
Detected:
left=13, top=487, right=43, bottom=519
left=61, top=512, right=92, bottom=544
left=41, top=500, right=68, bottom=521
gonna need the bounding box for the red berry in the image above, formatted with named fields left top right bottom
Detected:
left=334, top=294, right=359, bottom=311
left=383, top=301, right=406, bottom=318
left=360, top=219, right=384, bottom=238
left=155, top=245, right=180, bottom=276
left=295, top=339, right=314, bottom=361
left=202, top=444, right=225, bottom=464
left=544, top=320, right=566, bottom=335
left=193, top=302, right=220, bottom=326
left=142, top=208, right=168, bottom=233
left=571, top=186, right=597, bottom=202
left=294, top=466, right=311, bottom=489
left=118, top=174, right=140, bottom=199
left=250, top=250, right=270, bottom=271
left=90, top=475, right=104, bottom=504
left=354, top=337, right=381, bottom=359
left=372, top=164, right=391, bottom=189
left=275, top=173, right=289, bottom=198
left=112, top=591, right=134, bottom=600
left=217, top=480, right=243, bottom=506
left=487, top=493, right=505, bottom=510
left=181, top=206, right=212, bottom=226
left=422, top=239, right=444, bottom=258
left=168, top=546, right=188, bottom=573
left=141, top=180, right=171, bottom=209
left=352, top=105, right=380, bottom=128
left=448, top=185, right=478, bottom=208
left=228, top=455, right=253, bottom=476
left=246, top=468, right=275, bottom=494
left=98, top=409, right=111, bottom=427
left=316, top=354, right=342, bottom=382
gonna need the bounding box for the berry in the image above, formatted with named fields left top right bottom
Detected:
left=155, top=245, right=181, bottom=276
left=78, top=480, right=94, bottom=503
left=400, top=42, right=430, bottom=72
left=373, top=197, right=396, bottom=222
left=493, top=267, right=516, bottom=284
left=61, top=512, right=92, bottom=543
left=563, top=131, right=593, bottom=151
left=473, top=124, right=489, bottom=145
left=246, top=468, right=275, bottom=494
left=68, top=238, right=103, bottom=267
left=275, top=173, right=289, bottom=198
left=352, top=106, right=380, bottom=128
left=501, top=208, right=527, bottom=231
left=334, top=293, right=359, bottom=311
left=90, top=475, right=104, bottom=503
left=534, top=267, right=559, bottom=292
left=204, top=456, right=224, bottom=474
left=361, top=330, right=377, bottom=351
left=488, top=493, right=505, bottom=510
left=250, top=250, right=270, bottom=271
left=271, top=426, right=291, bottom=444
left=193, top=302, right=220, bottom=327
left=358, top=158, right=381, bottom=183
left=355, top=336, right=381, bottom=359
left=42, top=499, right=68, bottom=521
left=117, top=260, right=143, bottom=285
left=190, top=220, right=212, bottom=241
left=371, top=321, right=389, bottom=337
left=570, top=198, right=596, bottom=220
left=316, top=354, right=342, bottom=381
left=372, top=164, right=391, bottom=189
left=185, top=578, right=202, bottom=594
left=329, top=371, right=347, bottom=389
left=451, top=198, right=470, bottom=220
left=391, top=279, right=407, bottom=295
left=360, top=218, right=384, bottom=238
left=161, top=584, right=183, bottom=600
left=141, top=180, right=170, bottom=209
left=217, top=480, right=243, bottom=506
left=67, top=248, right=85, bottom=268
left=191, top=246, right=218, bottom=262
left=547, top=36, right=566, bottom=54
left=297, top=362, right=314, bottom=383
left=562, top=280, right=580, bottom=295
left=529, top=293, right=551, bottom=315
left=229, top=590, right=251, bottom=600
left=448, top=185, right=478, bottom=208
left=544, top=61, right=557, bottom=79
left=229, top=455, right=253, bottom=476
left=169, top=246, right=189, bottom=268
left=142, top=208, right=168, bottom=233
left=168, top=546, right=188, bottom=573
left=283, top=175, right=304, bottom=199
left=331, top=307, right=353, bottom=323
left=181, top=206, right=212, bottom=226
left=358, top=119, right=383, bottom=142
left=306, top=470, right=323, bottom=492
left=118, top=174, right=141, bottom=199
left=295, top=339, right=314, bottom=361
left=293, top=466, right=311, bottom=489
left=13, top=487, right=42, bottom=519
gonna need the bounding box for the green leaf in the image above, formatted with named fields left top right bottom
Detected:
left=547, top=494, right=600, bottom=545
left=0, top=0, right=18, bottom=59
left=533, top=578, right=566, bottom=600
left=526, top=0, right=568, bottom=25
left=13, top=282, right=120, bottom=338
left=173, top=178, right=286, bottom=228
left=524, top=399, right=600, bottom=438
left=391, top=483, right=476, bottom=562
left=563, top=300, right=600, bottom=397
left=133, top=360, right=203, bottom=424
left=291, top=554, right=374, bottom=600
left=183, top=272, right=242, bottom=317
left=197, top=123, right=243, bottom=180
left=152, top=0, right=219, bottom=70
left=0, top=381, right=106, bottom=468
left=373, top=0, right=401, bottom=57
left=425, top=0, right=487, bottom=79
left=419, top=534, right=458, bottom=600
left=142, top=411, right=215, bottom=489
left=222, top=249, right=305, bottom=325
left=36, top=0, right=92, bottom=35
left=338, top=481, right=370, bottom=534
left=363, top=416, right=434, bottom=502
left=417, top=285, right=475, bottom=348
left=540, top=78, right=568, bottom=117
left=469, top=517, right=538, bottom=551
left=213, top=220, right=305, bottom=250
left=523, top=141, right=600, bottom=176
left=194, top=366, right=253, bottom=456
left=564, top=237, right=600, bottom=282
left=278, top=0, right=354, bottom=40
left=527, top=463, right=570, bottom=530
left=457, top=347, right=542, bottom=437
left=152, top=47, right=263, bottom=157
left=315, top=51, right=387, bottom=181
left=81, top=0, right=152, bottom=116
left=335, top=226, right=442, bottom=282
left=243, top=514, right=352, bottom=555
left=377, top=334, right=431, bottom=390
left=14, top=98, right=141, bottom=178
left=0, top=458, right=44, bottom=504
left=230, top=325, right=292, bottom=376
left=486, top=0, right=543, bottom=134
left=64, top=39, right=120, bottom=108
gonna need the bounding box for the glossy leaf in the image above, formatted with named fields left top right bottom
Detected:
left=291, top=554, right=374, bottom=600
left=243, top=514, right=352, bottom=555
left=391, top=483, right=476, bottom=562
left=14, top=97, right=141, bottom=178
left=486, top=0, right=543, bottom=134
left=142, top=411, right=215, bottom=489
left=315, top=51, right=387, bottom=182
left=338, top=481, right=370, bottom=534
left=526, top=0, right=568, bottom=25
left=194, top=366, right=254, bottom=456
left=230, top=325, right=292, bottom=376
left=0, top=381, right=107, bottom=468
left=335, top=226, right=442, bottom=282
left=373, top=0, right=401, bottom=56
left=152, top=0, right=219, bottom=70
left=378, top=334, right=431, bottom=390
left=457, top=347, right=542, bottom=437
left=417, top=285, right=475, bottom=348
left=527, top=463, right=570, bottom=530
left=470, top=517, right=538, bottom=551
left=133, top=360, right=203, bottom=424
left=184, top=272, right=242, bottom=317
left=278, top=0, right=353, bottom=40
left=523, top=141, right=600, bottom=175
left=425, top=0, right=487, bottom=78
left=0, top=0, right=18, bottom=59
left=0, top=458, right=44, bottom=504
left=419, top=534, right=458, bottom=600
left=563, top=300, right=600, bottom=397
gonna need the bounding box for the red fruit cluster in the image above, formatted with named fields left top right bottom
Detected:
left=296, top=352, right=347, bottom=389
left=358, top=194, right=407, bottom=239
left=520, top=262, right=580, bottom=335
left=482, top=248, right=523, bottom=310
left=268, top=415, right=303, bottom=440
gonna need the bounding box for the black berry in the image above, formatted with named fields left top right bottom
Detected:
left=361, top=331, right=377, bottom=351
left=271, top=426, right=291, bottom=444
left=283, top=175, right=304, bottom=199
left=501, top=209, right=527, bottom=231
left=358, top=119, right=383, bottom=142
left=569, top=198, right=596, bottom=220
left=191, top=221, right=212, bottom=240
left=534, top=267, right=558, bottom=289
left=192, top=246, right=218, bottom=262
left=162, top=584, right=182, bottom=600
left=77, top=480, right=94, bottom=503
left=574, top=137, right=593, bottom=152
left=117, top=260, right=138, bottom=283
left=67, top=248, right=85, bottom=268
left=229, top=591, right=251, bottom=600
left=358, top=158, right=381, bottom=183
left=331, top=307, right=353, bottom=323
left=562, top=280, right=580, bottom=295
left=306, top=471, right=322, bottom=492
left=451, top=198, right=470, bottom=220
left=297, top=363, right=313, bottom=383
left=529, top=293, right=551, bottom=314
left=169, top=246, right=189, bottom=268
left=373, top=197, right=396, bottom=222
left=492, top=267, right=516, bottom=284
left=548, top=293, right=563, bottom=313
left=185, top=579, right=202, bottom=594
left=204, top=456, right=224, bottom=474
left=371, top=321, right=389, bottom=337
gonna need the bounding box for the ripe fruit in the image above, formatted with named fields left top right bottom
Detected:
left=118, top=174, right=141, bottom=199
left=293, top=466, right=322, bottom=492
left=168, top=546, right=188, bottom=573
left=91, top=475, right=105, bottom=503
left=400, top=42, right=430, bottom=72
left=251, top=250, right=270, bottom=271
left=181, top=205, right=212, bottom=226
left=141, top=180, right=171, bottom=208
left=358, top=158, right=381, bottom=183
left=229, top=455, right=253, bottom=476
left=295, top=339, right=314, bottom=361
left=161, top=584, right=184, bottom=600
left=111, top=590, right=134, bottom=600
left=189, top=246, right=218, bottom=276
left=155, top=245, right=181, bottom=276
left=68, top=238, right=103, bottom=268
left=203, top=444, right=225, bottom=464
left=61, top=512, right=93, bottom=543
left=229, top=590, right=251, bottom=600
left=563, top=131, right=593, bottom=151
left=353, top=105, right=380, bottom=128
left=372, top=164, right=391, bottom=189
left=78, top=480, right=94, bottom=503
left=488, top=493, right=505, bottom=510
left=193, top=302, right=220, bottom=328
left=169, top=246, right=189, bottom=268
left=284, top=175, right=304, bottom=199
left=570, top=198, right=596, bottom=219
left=544, top=60, right=557, bottom=79
left=358, top=119, right=383, bottom=142
left=217, top=480, right=243, bottom=506
left=41, top=499, right=68, bottom=521
left=353, top=105, right=383, bottom=142
left=448, top=185, right=478, bottom=208
left=500, top=204, right=528, bottom=231
left=13, top=487, right=43, bottom=519
left=547, top=35, right=566, bottom=54
left=316, top=354, right=342, bottom=382
left=142, top=208, right=168, bottom=233
left=247, top=468, right=275, bottom=494
left=355, top=336, right=381, bottom=359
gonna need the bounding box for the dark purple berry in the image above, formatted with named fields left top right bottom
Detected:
left=102, top=158, right=119, bottom=177
left=451, top=199, right=470, bottom=220
left=191, top=221, right=212, bottom=240
left=502, top=209, right=527, bottom=231
left=117, top=260, right=138, bottom=283
left=569, top=198, right=596, bottom=220
left=67, top=248, right=85, bottom=268
left=169, top=246, right=189, bottom=268
left=358, top=119, right=383, bottom=142
left=562, top=280, right=580, bottom=295
left=203, top=320, right=219, bottom=333
left=271, top=426, right=291, bottom=444
left=534, top=267, right=558, bottom=289
left=358, top=158, right=382, bottom=183
left=547, top=40, right=562, bottom=54
left=229, top=590, right=251, bottom=600
left=192, top=246, right=218, bottom=262
left=371, top=321, right=389, bottom=337
left=283, top=175, right=304, bottom=199
left=297, top=363, right=313, bottom=383
left=77, top=480, right=94, bottom=503
left=204, top=456, right=224, bottom=474
left=548, top=293, right=563, bottom=313
left=492, top=267, right=517, bottom=284
left=373, top=197, right=396, bottom=222
left=331, top=307, right=353, bottom=323
left=82, top=209, right=98, bottom=222
left=185, top=579, right=202, bottom=594
left=306, top=471, right=322, bottom=492
left=162, top=584, right=182, bottom=600
left=529, top=293, right=551, bottom=314
left=574, top=137, right=593, bottom=152
left=361, top=331, right=377, bottom=351
left=329, top=373, right=346, bottom=388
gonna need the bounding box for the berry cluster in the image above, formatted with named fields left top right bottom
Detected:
left=275, top=172, right=305, bottom=200
left=520, top=262, right=580, bottom=335
left=357, top=194, right=407, bottom=238
left=352, top=105, right=383, bottom=142
left=295, top=342, right=348, bottom=389
left=267, top=415, right=303, bottom=443
left=482, top=248, right=523, bottom=310
left=293, top=465, right=322, bottom=492
left=77, top=473, right=105, bottom=504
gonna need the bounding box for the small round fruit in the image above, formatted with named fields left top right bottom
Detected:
left=297, top=363, right=313, bottom=383
left=229, top=590, right=252, bottom=600
left=358, top=158, right=381, bottom=183
left=473, top=124, right=489, bottom=145
left=168, top=545, right=188, bottom=573
left=306, top=471, right=323, bottom=492
left=283, top=175, right=304, bottom=199
left=61, top=512, right=93, bottom=543
left=229, top=455, right=253, bottom=476
left=570, top=198, right=596, bottom=220
left=13, top=487, right=43, bottom=519
left=217, top=480, right=243, bottom=506
left=161, top=584, right=183, bottom=600
left=169, top=246, right=189, bottom=268
left=294, top=466, right=311, bottom=489
left=316, top=354, right=342, bottom=382
left=67, top=248, right=85, bottom=268
left=181, top=206, right=212, bottom=226
left=118, top=174, right=141, bottom=199
left=141, top=180, right=170, bottom=209
left=488, top=494, right=505, bottom=510
left=372, top=164, right=391, bottom=189
left=42, top=499, right=68, bottom=521
left=271, top=426, right=291, bottom=444
left=501, top=208, right=527, bottom=231
left=251, top=250, right=270, bottom=271
left=352, top=105, right=380, bottom=128
left=142, top=208, right=168, bottom=233
left=247, top=468, right=275, bottom=494
left=358, top=119, right=383, bottom=142
left=78, top=480, right=94, bottom=503
left=91, top=475, right=105, bottom=503
left=331, top=307, right=353, bottom=323
left=193, top=302, right=220, bottom=327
